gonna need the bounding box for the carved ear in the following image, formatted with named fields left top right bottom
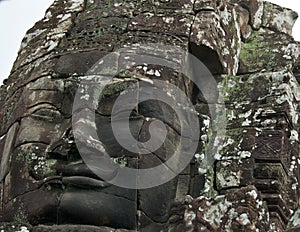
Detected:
left=0, top=123, right=19, bottom=182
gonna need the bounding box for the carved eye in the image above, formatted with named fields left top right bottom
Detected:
left=31, top=107, right=63, bottom=122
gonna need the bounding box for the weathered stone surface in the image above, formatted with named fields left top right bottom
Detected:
left=0, top=0, right=299, bottom=231
left=31, top=225, right=135, bottom=232
left=190, top=5, right=241, bottom=75
left=262, top=1, right=298, bottom=35
left=58, top=187, right=137, bottom=229
left=239, top=29, right=299, bottom=73
left=183, top=186, right=270, bottom=231
left=230, top=0, right=264, bottom=29
left=288, top=208, right=300, bottom=231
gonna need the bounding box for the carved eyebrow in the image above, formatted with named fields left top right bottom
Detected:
left=26, top=103, right=63, bottom=122
left=27, top=76, right=64, bottom=91
left=27, top=102, right=60, bottom=113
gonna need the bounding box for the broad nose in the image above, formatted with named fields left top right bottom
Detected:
left=46, top=129, right=79, bottom=162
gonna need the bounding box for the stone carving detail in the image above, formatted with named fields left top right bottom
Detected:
left=0, top=0, right=299, bottom=231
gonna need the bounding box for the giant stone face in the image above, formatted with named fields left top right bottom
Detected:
left=0, top=0, right=300, bottom=231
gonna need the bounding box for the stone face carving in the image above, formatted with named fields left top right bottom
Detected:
left=0, top=0, right=299, bottom=231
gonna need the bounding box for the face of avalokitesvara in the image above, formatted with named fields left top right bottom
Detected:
left=0, top=63, right=206, bottom=230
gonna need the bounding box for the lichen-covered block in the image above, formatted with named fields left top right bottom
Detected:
left=128, top=13, right=193, bottom=38
left=183, top=186, right=270, bottom=231
left=239, top=29, right=299, bottom=73
left=230, top=0, right=264, bottom=29
left=216, top=158, right=255, bottom=191
left=262, top=1, right=298, bottom=35
left=252, top=130, right=292, bottom=167
left=220, top=70, right=300, bottom=129
left=190, top=4, right=241, bottom=75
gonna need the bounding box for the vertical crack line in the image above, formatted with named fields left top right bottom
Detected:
left=56, top=186, right=65, bottom=225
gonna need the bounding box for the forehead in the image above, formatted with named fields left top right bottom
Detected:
left=22, top=76, right=75, bottom=116
left=24, top=75, right=64, bottom=97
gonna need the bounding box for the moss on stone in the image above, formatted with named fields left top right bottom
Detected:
left=239, top=30, right=274, bottom=71
left=201, top=167, right=218, bottom=198
left=101, top=80, right=137, bottom=96
left=13, top=211, right=29, bottom=225
left=43, top=159, right=57, bottom=177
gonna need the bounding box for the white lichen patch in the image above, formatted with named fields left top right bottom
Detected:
left=202, top=196, right=233, bottom=227
left=232, top=7, right=242, bottom=75
left=184, top=210, right=196, bottom=229
left=238, top=151, right=251, bottom=159
left=252, top=0, right=264, bottom=29
left=67, top=0, right=85, bottom=13
left=18, top=0, right=85, bottom=69
left=290, top=130, right=299, bottom=143
left=16, top=226, right=30, bottom=232
left=289, top=159, right=297, bottom=172
left=113, top=2, right=122, bottom=7
left=263, top=2, right=298, bottom=35
left=224, top=208, right=239, bottom=231
left=241, top=118, right=251, bottom=126
left=195, top=153, right=205, bottom=162
left=239, top=110, right=252, bottom=119
left=20, top=29, right=47, bottom=50
left=269, top=71, right=300, bottom=126
left=282, top=43, right=300, bottom=62
left=146, top=69, right=155, bottom=75
left=163, top=16, right=174, bottom=24
left=45, top=40, right=59, bottom=52
left=237, top=213, right=251, bottom=226
left=154, top=70, right=161, bottom=77
left=227, top=110, right=236, bottom=121
left=80, top=94, right=90, bottom=101
left=217, top=170, right=241, bottom=188
left=288, top=208, right=300, bottom=228
left=246, top=189, right=258, bottom=200
left=219, top=6, right=232, bottom=26
left=45, top=11, right=52, bottom=20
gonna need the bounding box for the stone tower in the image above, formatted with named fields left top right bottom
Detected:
left=0, top=0, right=299, bottom=231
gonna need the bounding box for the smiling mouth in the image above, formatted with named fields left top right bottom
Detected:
left=62, top=176, right=110, bottom=188
left=44, top=161, right=112, bottom=189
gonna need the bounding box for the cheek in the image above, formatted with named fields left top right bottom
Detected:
left=2, top=181, right=62, bottom=224
left=2, top=141, right=64, bottom=224
left=5, top=143, right=48, bottom=200
left=15, top=117, right=70, bottom=147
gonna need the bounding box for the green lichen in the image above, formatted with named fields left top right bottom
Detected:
left=43, top=159, right=57, bottom=176
left=50, top=72, right=60, bottom=79
left=16, top=152, right=25, bottom=162
left=201, top=167, right=218, bottom=198
left=239, top=30, right=277, bottom=72
left=215, top=160, right=240, bottom=190
left=112, top=156, right=128, bottom=167
left=24, top=149, right=57, bottom=179
left=13, top=211, right=29, bottom=224
left=221, top=74, right=254, bottom=103
left=217, top=128, right=245, bottom=159
left=85, top=1, right=97, bottom=11
left=101, top=80, right=137, bottom=96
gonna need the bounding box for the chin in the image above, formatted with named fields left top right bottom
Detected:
left=57, top=186, right=137, bottom=229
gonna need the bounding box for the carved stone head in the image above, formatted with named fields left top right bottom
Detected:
left=0, top=0, right=299, bottom=231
